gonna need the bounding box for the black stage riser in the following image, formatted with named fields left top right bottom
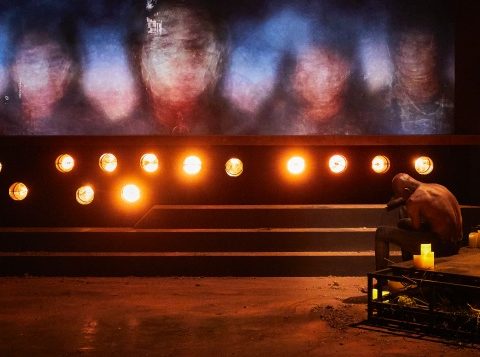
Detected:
left=0, top=256, right=376, bottom=277
left=0, top=230, right=375, bottom=252
left=135, top=205, right=398, bottom=228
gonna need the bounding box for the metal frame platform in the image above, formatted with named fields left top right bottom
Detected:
left=367, top=248, right=480, bottom=341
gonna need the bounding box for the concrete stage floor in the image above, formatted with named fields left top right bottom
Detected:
left=0, top=277, right=478, bottom=356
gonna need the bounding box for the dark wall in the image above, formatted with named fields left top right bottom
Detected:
left=0, top=136, right=478, bottom=227
left=456, top=0, right=480, bottom=134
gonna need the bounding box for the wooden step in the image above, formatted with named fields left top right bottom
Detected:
left=0, top=227, right=377, bottom=252
left=134, top=204, right=399, bottom=228
left=0, top=251, right=401, bottom=277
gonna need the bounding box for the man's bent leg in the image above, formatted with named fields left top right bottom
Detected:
left=375, top=226, right=392, bottom=270
left=375, top=226, right=436, bottom=270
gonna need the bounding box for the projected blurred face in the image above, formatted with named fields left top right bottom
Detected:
left=292, top=47, right=350, bottom=122
left=141, top=6, right=221, bottom=108
left=80, top=29, right=138, bottom=122
left=394, top=30, right=439, bottom=103
left=12, top=34, right=72, bottom=119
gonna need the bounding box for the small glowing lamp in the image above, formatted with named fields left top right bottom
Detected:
left=414, top=156, right=434, bottom=175
left=140, top=153, right=159, bottom=173
left=225, top=158, right=243, bottom=177
left=183, top=155, right=202, bottom=175
left=372, top=288, right=390, bottom=300
left=0, top=162, right=2, bottom=173
left=9, top=182, right=28, bottom=201
left=413, top=252, right=435, bottom=270
left=121, top=184, right=140, bottom=203
left=469, top=232, right=479, bottom=248
left=99, top=153, right=117, bottom=173
left=413, top=243, right=435, bottom=270
left=55, top=154, right=75, bottom=173
left=420, top=244, right=431, bottom=255
left=76, top=185, right=94, bottom=205
left=371, top=155, right=390, bottom=174
left=287, top=156, right=305, bottom=175
left=329, top=155, right=347, bottom=174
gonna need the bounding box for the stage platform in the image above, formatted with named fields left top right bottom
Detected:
left=367, top=248, right=480, bottom=341
left=0, top=205, right=478, bottom=276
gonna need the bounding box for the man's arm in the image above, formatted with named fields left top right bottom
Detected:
left=406, top=200, right=422, bottom=230
left=386, top=197, right=406, bottom=211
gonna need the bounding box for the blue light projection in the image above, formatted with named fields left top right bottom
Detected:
left=0, top=0, right=456, bottom=135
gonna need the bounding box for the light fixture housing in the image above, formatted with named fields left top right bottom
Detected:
left=140, top=153, right=159, bottom=173
left=76, top=185, right=94, bottom=205
left=55, top=154, right=75, bottom=173
left=225, top=158, right=243, bottom=177
left=183, top=155, right=202, bottom=175
left=121, top=184, right=141, bottom=203
left=99, top=153, right=118, bottom=173
left=9, top=182, right=28, bottom=201
left=328, top=154, right=347, bottom=174
left=371, top=155, right=390, bottom=174
left=414, top=156, right=434, bottom=175
left=287, top=156, right=305, bottom=175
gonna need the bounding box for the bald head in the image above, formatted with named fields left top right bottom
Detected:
left=392, top=173, right=421, bottom=199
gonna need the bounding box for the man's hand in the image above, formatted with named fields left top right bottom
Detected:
left=386, top=197, right=406, bottom=211
left=398, top=218, right=413, bottom=230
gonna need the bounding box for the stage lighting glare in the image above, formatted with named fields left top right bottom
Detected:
left=55, top=154, right=75, bottom=173
left=329, top=155, right=347, bottom=174
left=225, top=158, right=243, bottom=177
left=99, top=153, right=117, bottom=172
left=183, top=155, right=202, bottom=175
left=371, top=155, right=390, bottom=174
left=121, top=184, right=140, bottom=203
left=415, top=156, right=434, bottom=175
left=287, top=156, right=305, bottom=175
left=9, top=182, right=28, bottom=201
left=140, top=153, right=159, bottom=173
left=76, top=185, right=94, bottom=205
left=0, top=162, right=2, bottom=173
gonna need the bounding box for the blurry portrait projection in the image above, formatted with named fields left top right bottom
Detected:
left=79, top=26, right=139, bottom=132
left=289, top=46, right=355, bottom=134
left=141, top=2, right=224, bottom=134
left=0, top=0, right=458, bottom=135
left=390, top=29, right=453, bottom=134
left=11, top=33, right=73, bottom=134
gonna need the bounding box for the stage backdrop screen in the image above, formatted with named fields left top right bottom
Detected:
left=0, top=0, right=456, bottom=135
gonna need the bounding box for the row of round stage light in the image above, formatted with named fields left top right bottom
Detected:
left=2, top=153, right=434, bottom=204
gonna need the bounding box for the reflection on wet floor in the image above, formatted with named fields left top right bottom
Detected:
left=80, top=318, right=98, bottom=352
left=0, top=277, right=472, bottom=356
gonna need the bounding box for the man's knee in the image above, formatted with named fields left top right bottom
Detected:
left=375, top=226, right=391, bottom=242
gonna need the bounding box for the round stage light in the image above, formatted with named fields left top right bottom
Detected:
left=140, top=153, right=159, bottom=173
left=76, top=185, right=94, bottom=205
left=121, top=184, right=140, bottom=203
left=225, top=158, right=243, bottom=177
left=329, top=155, right=347, bottom=174
left=55, top=154, right=75, bottom=173
left=0, top=162, right=2, bottom=173
left=183, top=155, right=202, bottom=175
left=287, top=156, right=305, bottom=175
left=99, top=153, right=117, bottom=173
left=9, top=182, right=28, bottom=201
left=414, top=156, right=434, bottom=175
left=371, top=155, right=390, bottom=174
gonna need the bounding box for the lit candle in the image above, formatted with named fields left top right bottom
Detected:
left=413, top=252, right=434, bottom=270
left=372, top=289, right=389, bottom=300
left=420, top=243, right=431, bottom=255
left=469, top=232, right=478, bottom=248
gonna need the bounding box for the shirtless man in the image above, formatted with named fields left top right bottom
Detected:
left=375, top=173, right=462, bottom=270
